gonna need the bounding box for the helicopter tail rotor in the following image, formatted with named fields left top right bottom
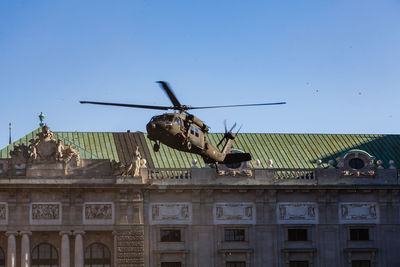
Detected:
left=217, top=121, right=237, bottom=148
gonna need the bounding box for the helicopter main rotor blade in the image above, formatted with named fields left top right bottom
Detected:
left=186, top=102, right=287, bottom=110
left=156, top=81, right=182, bottom=108
left=80, top=101, right=171, bottom=110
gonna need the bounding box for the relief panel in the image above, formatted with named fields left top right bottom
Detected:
left=0, top=202, right=7, bottom=225
left=30, top=202, right=61, bottom=225
left=150, top=202, right=191, bottom=224
left=213, top=202, right=255, bottom=224
left=277, top=202, right=318, bottom=224
left=83, top=202, right=114, bottom=225
left=339, top=202, right=378, bottom=224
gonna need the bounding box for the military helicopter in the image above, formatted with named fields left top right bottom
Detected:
left=80, top=81, right=286, bottom=165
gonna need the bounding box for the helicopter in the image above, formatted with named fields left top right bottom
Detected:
left=80, top=81, right=286, bottom=165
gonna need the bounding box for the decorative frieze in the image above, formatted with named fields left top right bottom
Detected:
left=30, top=202, right=61, bottom=225
left=150, top=203, right=191, bottom=224
left=83, top=202, right=114, bottom=224
left=115, top=230, right=145, bottom=267
left=214, top=202, right=255, bottom=224
left=339, top=202, right=379, bottom=224
left=277, top=202, right=318, bottom=224
left=0, top=203, right=7, bottom=225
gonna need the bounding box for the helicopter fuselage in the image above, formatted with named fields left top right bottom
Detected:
left=146, top=113, right=230, bottom=163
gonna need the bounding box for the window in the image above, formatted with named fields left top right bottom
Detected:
left=195, top=127, right=199, bottom=137
left=161, top=263, right=181, bottom=267
left=352, top=260, right=371, bottom=267
left=190, top=126, right=195, bottom=135
left=224, top=229, right=245, bottom=241
left=350, top=229, right=369, bottom=241
left=289, top=261, right=309, bottom=267
left=226, top=262, right=246, bottom=267
left=174, top=117, right=180, bottom=125
left=31, top=243, right=58, bottom=267
left=84, top=243, right=111, bottom=267
left=288, top=229, right=308, bottom=241
left=0, top=248, right=5, bottom=267
left=349, top=158, right=365, bottom=169
left=160, top=229, right=181, bottom=242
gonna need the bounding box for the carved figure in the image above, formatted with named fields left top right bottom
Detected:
left=37, top=125, right=54, bottom=141
left=32, top=204, right=60, bottom=220
left=10, top=144, right=29, bottom=165
left=111, top=160, right=126, bottom=175
left=114, top=146, right=147, bottom=177
left=245, top=207, right=252, bottom=218
left=56, top=140, right=64, bottom=162
left=0, top=206, right=6, bottom=220
left=85, top=204, right=112, bottom=220
left=216, top=207, right=223, bottom=218
left=133, top=147, right=142, bottom=176
left=63, top=145, right=80, bottom=166
left=181, top=206, right=189, bottom=219
left=279, top=206, right=286, bottom=219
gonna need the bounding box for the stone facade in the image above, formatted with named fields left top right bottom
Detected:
left=0, top=166, right=398, bottom=266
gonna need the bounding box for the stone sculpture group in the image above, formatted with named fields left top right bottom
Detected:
left=10, top=126, right=81, bottom=167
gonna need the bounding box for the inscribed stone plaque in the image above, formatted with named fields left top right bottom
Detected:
left=339, top=202, right=378, bottom=224
left=83, top=202, right=114, bottom=224
left=30, top=202, right=61, bottom=225
left=150, top=203, right=191, bottom=224
left=116, top=230, right=145, bottom=267
left=214, top=202, right=255, bottom=224
left=277, top=202, right=318, bottom=224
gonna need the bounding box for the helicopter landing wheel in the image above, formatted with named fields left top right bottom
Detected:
left=153, top=143, right=160, bottom=152
left=186, top=141, right=192, bottom=151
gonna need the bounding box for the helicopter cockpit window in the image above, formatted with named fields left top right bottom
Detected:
left=174, top=117, right=180, bottom=125
left=163, top=115, right=174, bottom=121
left=195, top=128, right=199, bottom=137
left=190, top=126, right=195, bottom=135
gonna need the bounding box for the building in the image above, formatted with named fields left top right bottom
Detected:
left=0, top=125, right=399, bottom=267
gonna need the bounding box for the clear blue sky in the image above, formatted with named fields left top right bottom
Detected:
left=1, top=0, right=400, bottom=149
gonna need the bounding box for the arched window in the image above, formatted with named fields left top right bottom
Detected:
left=31, top=243, right=58, bottom=267
left=84, top=243, right=111, bottom=267
left=0, top=247, right=5, bottom=267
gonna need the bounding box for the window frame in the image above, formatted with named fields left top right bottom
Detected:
left=351, top=260, right=371, bottom=267
left=289, top=261, right=309, bottom=267
left=349, top=228, right=370, bottom=241
left=288, top=228, right=308, bottom=241
left=224, top=228, right=246, bottom=242
left=161, top=262, right=182, bottom=267
left=226, top=261, right=246, bottom=267
left=84, top=242, right=111, bottom=267
left=31, top=243, right=59, bottom=267
left=160, top=229, right=182, bottom=242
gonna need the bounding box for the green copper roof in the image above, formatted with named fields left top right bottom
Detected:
left=2, top=129, right=400, bottom=169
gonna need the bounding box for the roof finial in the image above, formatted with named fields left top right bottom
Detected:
left=8, top=122, right=11, bottom=144
left=39, top=112, right=45, bottom=127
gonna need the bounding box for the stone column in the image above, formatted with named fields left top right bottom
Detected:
left=6, top=232, right=17, bottom=267
left=74, top=231, right=85, bottom=267
left=20, top=231, right=31, bottom=267
left=60, top=231, right=71, bottom=267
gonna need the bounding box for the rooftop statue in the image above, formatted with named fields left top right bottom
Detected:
left=10, top=125, right=81, bottom=167
left=111, top=146, right=147, bottom=177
